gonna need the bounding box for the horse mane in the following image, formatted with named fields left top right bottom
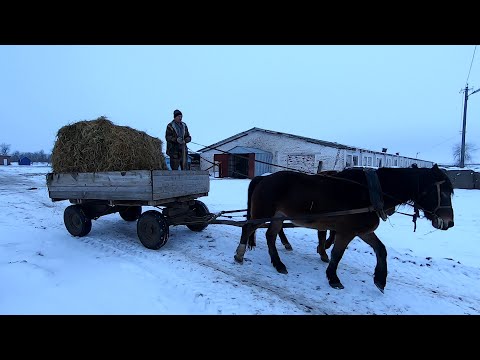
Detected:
left=321, top=164, right=453, bottom=208
left=376, top=164, right=453, bottom=206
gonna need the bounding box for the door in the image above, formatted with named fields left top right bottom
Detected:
left=214, top=154, right=229, bottom=178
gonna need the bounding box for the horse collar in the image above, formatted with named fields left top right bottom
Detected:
left=364, top=169, right=387, bottom=221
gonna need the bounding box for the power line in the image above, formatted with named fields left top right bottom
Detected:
left=459, top=85, right=480, bottom=167
left=465, top=45, right=477, bottom=86
left=458, top=46, right=479, bottom=167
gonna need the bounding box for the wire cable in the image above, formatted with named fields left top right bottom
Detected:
left=465, top=45, right=477, bottom=86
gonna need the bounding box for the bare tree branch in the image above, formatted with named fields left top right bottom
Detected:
left=0, top=143, right=11, bottom=155
left=452, top=142, right=478, bottom=165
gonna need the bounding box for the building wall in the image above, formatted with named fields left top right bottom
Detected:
left=200, top=131, right=342, bottom=176
left=200, top=129, right=435, bottom=177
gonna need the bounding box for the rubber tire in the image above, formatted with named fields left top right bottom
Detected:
left=137, top=210, right=169, bottom=250
left=119, top=206, right=142, bottom=221
left=64, top=205, right=92, bottom=237
left=186, top=200, right=210, bottom=232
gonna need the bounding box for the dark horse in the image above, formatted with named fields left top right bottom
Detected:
left=247, top=170, right=396, bottom=263
left=234, top=164, right=454, bottom=292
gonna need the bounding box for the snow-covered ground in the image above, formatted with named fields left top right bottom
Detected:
left=1, top=163, right=479, bottom=314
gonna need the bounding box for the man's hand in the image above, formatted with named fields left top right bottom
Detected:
left=177, top=137, right=184, bottom=144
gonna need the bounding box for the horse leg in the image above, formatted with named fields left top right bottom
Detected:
left=234, top=222, right=261, bottom=264
left=358, top=232, right=388, bottom=293
left=325, top=230, right=336, bottom=249
left=278, top=227, right=293, bottom=251
left=266, top=220, right=288, bottom=274
left=316, top=231, right=329, bottom=263
left=325, top=232, right=355, bottom=290
left=248, top=229, right=256, bottom=249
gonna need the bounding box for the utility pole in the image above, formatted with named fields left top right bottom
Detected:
left=460, top=84, right=480, bottom=168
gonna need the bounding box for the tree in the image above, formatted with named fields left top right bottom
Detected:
left=0, top=143, right=10, bottom=155
left=10, top=151, right=20, bottom=162
left=452, top=142, right=478, bottom=166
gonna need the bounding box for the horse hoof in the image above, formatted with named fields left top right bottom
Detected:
left=374, top=282, right=385, bottom=293
left=275, top=266, right=288, bottom=274
left=329, top=281, right=344, bottom=290
left=233, top=254, right=244, bottom=264
left=320, top=255, right=329, bottom=263
left=284, top=244, right=293, bottom=251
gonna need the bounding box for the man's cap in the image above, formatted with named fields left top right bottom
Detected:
left=173, top=109, right=182, bottom=117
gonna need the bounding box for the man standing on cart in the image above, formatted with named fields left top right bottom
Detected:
left=165, top=109, right=191, bottom=170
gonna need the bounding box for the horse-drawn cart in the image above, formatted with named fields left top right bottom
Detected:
left=46, top=170, right=215, bottom=250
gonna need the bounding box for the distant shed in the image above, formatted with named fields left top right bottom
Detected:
left=0, top=155, right=11, bottom=166
left=19, top=157, right=32, bottom=165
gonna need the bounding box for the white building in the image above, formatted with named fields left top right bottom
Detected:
left=198, top=128, right=433, bottom=178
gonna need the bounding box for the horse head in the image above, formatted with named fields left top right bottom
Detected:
left=414, top=164, right=454, bottom=230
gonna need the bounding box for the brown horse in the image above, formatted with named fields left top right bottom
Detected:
left=234, top=164, right=454, bottom=292
left=247, top=170, right=396, bottom=263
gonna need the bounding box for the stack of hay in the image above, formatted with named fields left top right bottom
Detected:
left=51, top=116, right=167, bottom=173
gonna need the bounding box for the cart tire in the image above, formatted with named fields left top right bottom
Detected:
left=186, top=200, right=209, bottom=232
left=64, top=205, right=92, bottom=237
left=119, top=206, right=142, bottom=221
left=137, top=210, right=169, bottom=250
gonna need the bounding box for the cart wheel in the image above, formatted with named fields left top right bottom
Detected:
left=64, top=205, right=92, bottom=237
left=137, top=210, right=169, bottom=250
left=186, top=200, right=210, bottom=232
left=119, top=206, right=142, bottom=221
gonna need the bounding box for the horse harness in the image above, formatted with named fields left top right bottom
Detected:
left=245, top=169, right=391, bottom=226
left=416, top=180, right=449, bottom=214
left=243, top=172, right=451, bottom=231
left=396, top=179, right=448, bottom=232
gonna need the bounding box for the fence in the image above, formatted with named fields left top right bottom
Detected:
left=442, top=169, right=480, bottom=189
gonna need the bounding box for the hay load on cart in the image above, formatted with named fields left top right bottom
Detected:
left=50, top=116, right=167, bottom=173
left=47, top=116, right=211, bottom=250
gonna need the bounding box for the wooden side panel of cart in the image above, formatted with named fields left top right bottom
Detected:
left=46, top=170, right=210, bottom=205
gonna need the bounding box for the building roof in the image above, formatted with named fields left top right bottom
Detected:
left=197, top=127, right=432, bottom=162
left=197, top=127, right=431, bottom=162
left=197, top=127, right=358, bottom=153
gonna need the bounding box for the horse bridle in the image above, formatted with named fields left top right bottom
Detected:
left=416, top=180, right=451, bottom=216
left=394, top=179, right=451, bottom=232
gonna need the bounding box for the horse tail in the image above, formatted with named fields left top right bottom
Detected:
left=247, top=175, right=265, bottom=249
left=247, top=176, right=263, bottom=221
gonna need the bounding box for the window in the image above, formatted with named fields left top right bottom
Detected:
left=287, top=154, right=315, bottom=173
left=346, top=155, right=352, bottom=167
left=353, top=155, right=359, bottom=166
left=367, top=156, right=372, bottom=166
left=317, top=161, right=323, bottom=173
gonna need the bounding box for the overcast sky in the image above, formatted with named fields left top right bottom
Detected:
left=1, top=45, right=479, bottom=164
